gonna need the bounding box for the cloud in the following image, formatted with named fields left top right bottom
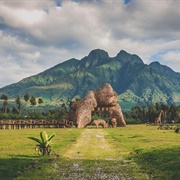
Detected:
left=0, top=54, right=44, bottom=88
left=159, top=51, right=180, bottom=72
left=0, top=0, right=180, bottom=88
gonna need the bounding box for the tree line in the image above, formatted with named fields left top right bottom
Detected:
left=1, top=93, right=180, bottom=124
left=0, top=93, right=43, bottom=113
left=125, top=102, right=180, bottom=124
left=0, top=93, right=46, bottom=119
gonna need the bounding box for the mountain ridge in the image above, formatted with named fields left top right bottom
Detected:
left=0, top=49, right=180, bottom=110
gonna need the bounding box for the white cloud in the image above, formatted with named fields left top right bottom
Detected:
left=0, top=54, right=44, bottom=88
left=159, top=51, right=180, bottom=72
left=0, top=30, right=33, bottom=51
left=0, top=0, right=180, bottom=88
left=160, top=51, right=180, bottom=63
left=19, top=51, right=41, bottom=62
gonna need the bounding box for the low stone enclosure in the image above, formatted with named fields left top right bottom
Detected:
left=0, top=119, right=73, bottom=129
left=69, top=83, right=126, bottom=128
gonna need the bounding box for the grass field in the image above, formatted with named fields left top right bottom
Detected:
left=0, top=125, right=179, bottom=180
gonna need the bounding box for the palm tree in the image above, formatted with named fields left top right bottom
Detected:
left=38, top=97, right=43, bottom=113
left=15, top=95, right=21, bottom=115
left=1, top=94, right=8, bottom=113
left=38, top=98, right=43, bottom=105
left=30, top=96, right=36, bottom=114
left=28, top=131, right=56, bottom=156
left=24, top=93, right=30, bottom=115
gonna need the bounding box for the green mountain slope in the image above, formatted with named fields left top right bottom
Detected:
left=0, top=49, right=180, bottom=109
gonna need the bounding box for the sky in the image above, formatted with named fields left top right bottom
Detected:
left=0, top=0, right=180, bottom=88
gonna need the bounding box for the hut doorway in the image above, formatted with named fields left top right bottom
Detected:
left=91, top=107, right=111, bottom=123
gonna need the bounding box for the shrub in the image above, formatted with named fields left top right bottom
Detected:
left=28, top=131, right=56, bottom=156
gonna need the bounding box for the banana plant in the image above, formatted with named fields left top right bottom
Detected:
left=28, top=131, right=56, bottom=156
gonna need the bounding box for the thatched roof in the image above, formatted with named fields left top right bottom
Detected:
left=69, top=83, right=126, bottom=128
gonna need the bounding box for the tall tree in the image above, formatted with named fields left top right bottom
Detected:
left=30, top=96, right=36, bottom=114
left=38, top=98, right=43, bottom=113
left=168, top=104, right=177, bottom=120
left=15, top=95, right=21, bottom=114
left=1, top=94, right=8, bottom=113
left=38, top=98, right=43, bottom=105
left=147, top=102, right=156, bottom=123
left=142, top=104, right=147, bottom=123
left=12, top=106, right=19, bottom=114
left=161, top=104, right=169, bottom=122
left=155, top=102, right=161, bottom=111
left=24, top=93, right=30, bottom=115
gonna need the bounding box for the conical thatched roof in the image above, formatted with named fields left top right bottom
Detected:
left=95, top=83, right=118, bottom=107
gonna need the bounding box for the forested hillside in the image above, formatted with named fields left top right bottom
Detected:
left=0, top=49, right=180, bottom=110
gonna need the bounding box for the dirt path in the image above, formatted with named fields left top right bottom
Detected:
left=50, top=129, right=149, bottom=180
left=63, top=129, right=122, bottom=160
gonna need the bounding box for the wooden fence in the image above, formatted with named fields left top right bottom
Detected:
left=0, top=119, right=74, bottom=129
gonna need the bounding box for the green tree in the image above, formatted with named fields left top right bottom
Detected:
left=30, top=96, right=36, bottom=114
left=177, top=105, right=180, bottom=122
left=168, top=104, right=177, bottom=121
left=59, top=103, right=68, bottom=119
left=155, top=102, right=161, bottom=112
left=24, top=93, right=30, bottom=115
left=142, top=104, right=147, bottom=123
left=160, top=104, right=169, bottom=122
left=28, top=131, right=56, bottom=156
left=147, top=102, right=156, bottom=123
left=38, top=97, right=43, bottom=113
left=1, top=94, right=8, bottom=113
left=38, top=98, right=43, bottom=105
left=12, top=106, right=19, bottom=114
left=15, top=96, right=21, bottom=115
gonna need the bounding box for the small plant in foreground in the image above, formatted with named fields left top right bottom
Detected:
left=28, top=131, right=56, bottom=156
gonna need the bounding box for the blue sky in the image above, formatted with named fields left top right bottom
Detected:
left=125, top=0, right=131, bottom=4
left=0, top=0, right=180, bottom=88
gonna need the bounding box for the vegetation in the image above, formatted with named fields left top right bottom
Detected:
left=28, top=131, right=56, bottom=156
left=1, top=94, right=8, bottom=113
left=125, top=102, right=180, bottom=124
left=0, top=128, right=83, bottom=180
left=0, top=125, right=179, bottom=179
left=106, top=125, right=180, bottom=180
left=24, top=93, right=30, bottom=115
left=15, top=96, right=22, bottom=115
left=0, top=94, right=180, bottom=126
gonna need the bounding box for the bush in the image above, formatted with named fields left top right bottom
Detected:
left=125, top=118, right=142, bottom=124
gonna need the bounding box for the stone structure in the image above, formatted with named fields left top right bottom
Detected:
left=69, top=83, right=126, bottom=128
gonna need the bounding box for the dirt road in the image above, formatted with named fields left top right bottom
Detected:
left=63, top=129, right=122, bottom=160
left=50, top=129, right=149, bottom=180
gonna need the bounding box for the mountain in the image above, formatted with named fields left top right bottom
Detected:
left=0, top=49, right=180, bottom=110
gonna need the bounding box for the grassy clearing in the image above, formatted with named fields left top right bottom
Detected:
left=0, top=128, right=83, bottom=179
left=0, top=125, right=179, bottom=179
left=106, top=125, right=180, bottom=180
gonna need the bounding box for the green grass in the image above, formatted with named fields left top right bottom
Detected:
left=0, top=125, right=179, bottom=179
left=0, top=128, right=83, bottom=179
left=105, top=125, right=180, bottom=180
